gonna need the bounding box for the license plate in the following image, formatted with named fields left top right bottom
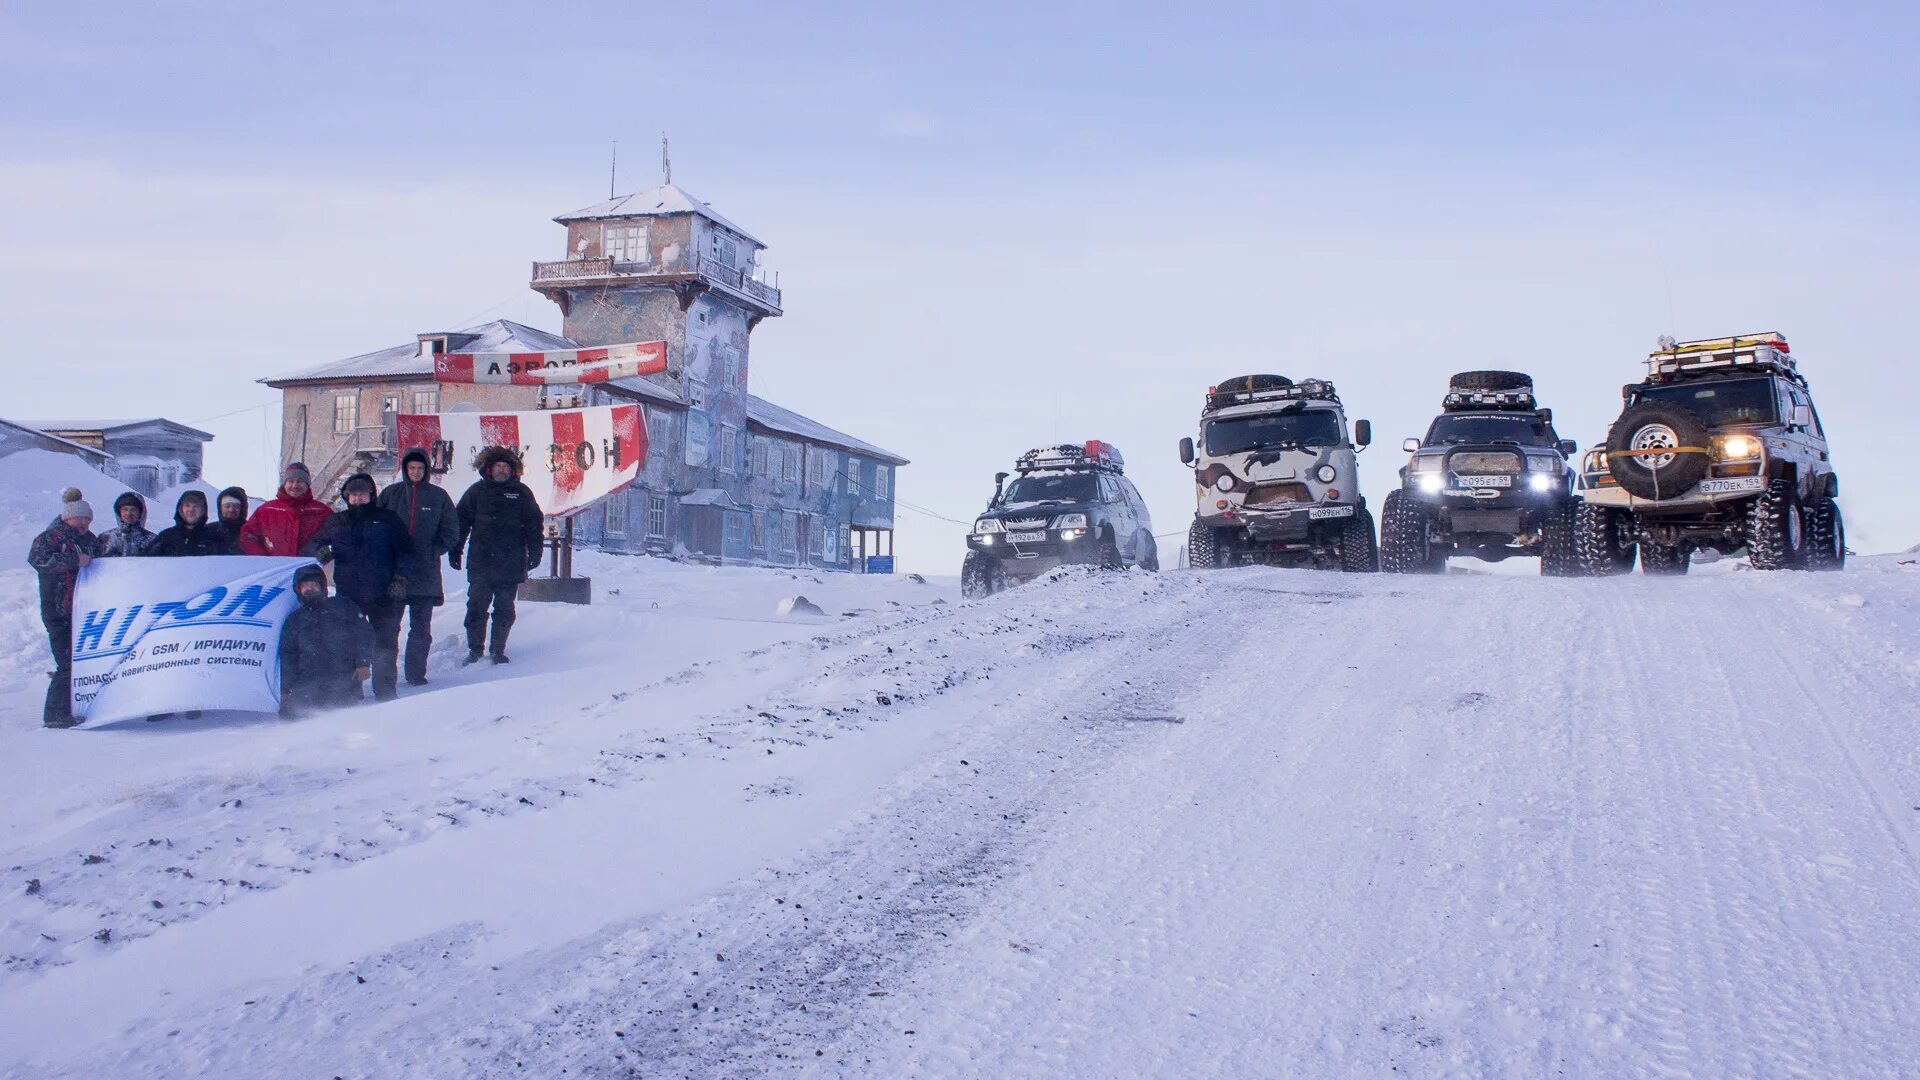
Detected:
left=1308, top=505, right=1355, bottom=520
left=1456, top=474, right=1512, bottom=488
left=1698, top=477, right=1764, bottom=494
left=1009, top=530, right=1047, bottom=543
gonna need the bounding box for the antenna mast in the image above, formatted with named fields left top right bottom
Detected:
left=662, top=132, right=671, bottom=185
left=609, top=140, right=617, bottom=198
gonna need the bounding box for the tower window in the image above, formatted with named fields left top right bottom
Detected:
left=603, top=223, right=649, bottom=264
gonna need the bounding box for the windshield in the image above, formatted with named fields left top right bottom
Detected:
left=1636, top=377, right=1778, bottom=426
left=1424, top=414, right=1556, bottom=447
left=1204, top=409, right=1344, bottom=455
left=1000, top=472, right=1097, bottom=506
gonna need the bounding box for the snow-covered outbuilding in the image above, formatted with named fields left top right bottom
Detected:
left=20, top=418, right=212, bottom=497
left=259, top=183, right=906, bottom=571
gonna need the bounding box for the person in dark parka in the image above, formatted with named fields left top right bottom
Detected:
left=454, top=447, right=545, bottom=664
left=28, top=488, right=100, bottom=728
left=214, top=486, right=250, bottom=548
left=147, top=489, right=240, bottom=557
left=378, top=448, right=459, bottom=685
left=279, top=564, right=373, bottom=715
left=97, top=491, right=156, bottom=558
left=307, top=472, right=412, bottom=701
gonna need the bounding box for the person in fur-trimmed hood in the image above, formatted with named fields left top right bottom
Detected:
left=453, top=446, right=545, bottom=665
left=97, top=491, right=155, bottom=558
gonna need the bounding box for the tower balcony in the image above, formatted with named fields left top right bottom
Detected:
left=530, top=254, right=783, bottom=316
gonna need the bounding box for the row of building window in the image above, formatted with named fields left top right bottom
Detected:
left=601, top=489, right=855, bottom=564
left=332, top=389, right=439, bottom=435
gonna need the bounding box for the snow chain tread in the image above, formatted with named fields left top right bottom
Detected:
left=1573, top=503, right=1635, bottom=577
left=1340, top=506, right=1379, bottom=573
left=1746, top=478, right=1804, bottom=571
left=1380, top=490, right=1441, bottom=574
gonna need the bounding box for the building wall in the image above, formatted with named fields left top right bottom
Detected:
left=274, top=377, right=539, bottom=487
left=563, top=215, right=694, bottom=273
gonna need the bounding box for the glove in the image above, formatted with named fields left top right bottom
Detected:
left=314, top=544, right=334, bottom=565
left=387, top=577, right=408, bottom=601
left=526, top=550, right=544, bottom=572
left=448, top=550, right=462, bottom=571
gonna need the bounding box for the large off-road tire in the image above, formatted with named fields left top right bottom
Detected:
left=1606, top=401, right=1712, bottom=499
left=1746, top=478, right=1807, bottom=571
left=1379, top=490, right=1444, bottom=574
left=1449, top=370, right=1532, bottom=392
left=1804, top=497, right=1846, bottom=571
left=1187, top=521, right=1220, bottom=569
left=1639, top=542, right=1692, bottom=576
left=1340, top=507, right=1379, bottom=572
left=961, top=550, right=1003, bottom=598
left=1137, top=531, right=1160, bottom=572
left=1097, top=531, right=1125, bottom=570
left=1538, top=500, right=1580, bottom=577
left=1573, top=504, right=1637, bottom=576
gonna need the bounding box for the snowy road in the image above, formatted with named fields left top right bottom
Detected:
left=3, top=556, right=1919, bottom=1077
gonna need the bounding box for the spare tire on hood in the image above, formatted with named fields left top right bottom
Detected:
left=1606, top=400, right=1711, bottom=499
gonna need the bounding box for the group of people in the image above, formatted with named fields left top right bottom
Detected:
left=27, top=448, right=547, bottom=728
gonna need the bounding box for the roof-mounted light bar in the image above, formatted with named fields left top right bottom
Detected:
left=1205, top=378, right=1340, bottom=410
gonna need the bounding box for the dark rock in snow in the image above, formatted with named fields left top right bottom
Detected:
left=777, top=595, right=826, bottom=618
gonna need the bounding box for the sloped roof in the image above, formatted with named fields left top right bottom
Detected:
left=554, top=184, right=765, bottom=246
left=0, top=418, right=112, bottom=461
left=599, top=376, right=686, bottom=409
left=261, top=319, right=576, bottom=385
left=26, top=418, right=213, bottom=441
left=747, top=395, right=909, bottom=466
left=679, top=488, right=738, bottom=508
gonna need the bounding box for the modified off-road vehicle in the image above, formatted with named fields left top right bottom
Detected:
left=962, top=441, right=1157, bottom=598
left=1381, top=371, right=1581, bottom=576
left=1177, top=375, right=1377, bottom=571
left=1576, top=332, right=1842, bottom=575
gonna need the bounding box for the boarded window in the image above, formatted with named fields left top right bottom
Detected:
left=751, top=438, right=769, bottom=477
left=875, top=465, right=891, bottom=500
left=780, top=512, right=796, bottom=552
left=782, top=444, right=800, bottom=483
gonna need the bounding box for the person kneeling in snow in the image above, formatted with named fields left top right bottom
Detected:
left=279, top=564, right=373, bottom=716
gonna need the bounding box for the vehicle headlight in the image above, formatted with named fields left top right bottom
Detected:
left=1061, top=528, right=1087, bottom=540
left=1528, top=472, right=1555, bottom=492
left=974, top=518, right=1003, bottom=534
left=1053, top=513, right=1088, bottom=529
left=1314, top=464, right=1337, bottom=484
left=1717, top=434, right=1760, bottom=460
left=1526, top=455, right=1558, bottom=473
left=1215, top=474, right=1236, bottom=492
left=1409, top=455, right=1442, bottom=473
left=1418, top=474, right=1444, bottom=493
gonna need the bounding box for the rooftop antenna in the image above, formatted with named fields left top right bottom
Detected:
left=609, top=140, right=617, bottom=198
left=662, top=132, right=672, bottom=185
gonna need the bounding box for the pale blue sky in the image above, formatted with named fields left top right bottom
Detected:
left=4, top=2, right=1915, bottom=566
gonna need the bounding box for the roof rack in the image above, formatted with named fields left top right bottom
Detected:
left=1017, top=440, right=1125, bottom=474
left=1442, top=388, right=1538, bottom=412
left=1206, top=377, right=1339, bottom=411
left=1645, top=332, right=1798, bottom=382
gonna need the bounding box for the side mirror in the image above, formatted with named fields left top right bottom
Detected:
left=1401, top=437, right=1421, bottom=453
left=1558, top=439, right=1577, bottom=456
left=1353, top=420, right=1371, bottom=448
left=1178, top=437, right=1195, bottom=465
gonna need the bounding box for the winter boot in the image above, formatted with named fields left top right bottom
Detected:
left=462, top=649, right=483, bottom=666
left=489, top=651, right=510, bottom=665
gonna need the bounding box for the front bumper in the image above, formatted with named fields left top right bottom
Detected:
left=1201, top=502, right=1355, bottom=543
left=966, top=530, right=1102, bottom=576
left=1578, top=445, right=1767, bottom=510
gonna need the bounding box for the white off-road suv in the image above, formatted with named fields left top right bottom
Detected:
left=1576, top=333, right=1842, bottom=575
left=1177, top=375, right=1376, bottom=571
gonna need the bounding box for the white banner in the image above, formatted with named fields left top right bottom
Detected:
left=395, top=404, right=647, bottom=518
left=70, top=557, right=311, bottom=724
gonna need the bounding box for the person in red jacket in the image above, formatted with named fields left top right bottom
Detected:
left=238, top=462, right=333, bottom=557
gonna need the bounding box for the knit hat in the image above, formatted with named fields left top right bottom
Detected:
left=283, top=462, right=313, bottom=485
left=59, top=487, right=94, bottom=522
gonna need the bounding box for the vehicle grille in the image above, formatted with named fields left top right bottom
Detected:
left=1005, top=517, right=1050, bottom=530
left=1450, top=451, right=1522, bottom=475
left=1244, top=482, right=1311, bottom=507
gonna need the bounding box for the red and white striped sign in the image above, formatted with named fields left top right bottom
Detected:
left=433, top=340, right=668, bottom=385
left=395, top=405, right=647, bottom=518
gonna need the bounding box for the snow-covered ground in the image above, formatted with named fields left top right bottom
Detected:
left=3, top=508, right=1920, bottom=1075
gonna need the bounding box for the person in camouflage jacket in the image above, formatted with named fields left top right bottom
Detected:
left=27, top=488, right=101, bottom=728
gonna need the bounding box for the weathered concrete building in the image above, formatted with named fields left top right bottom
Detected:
left=261, top=184, right=905, bottom=570
left=23, top=418, right=212, bottom=497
